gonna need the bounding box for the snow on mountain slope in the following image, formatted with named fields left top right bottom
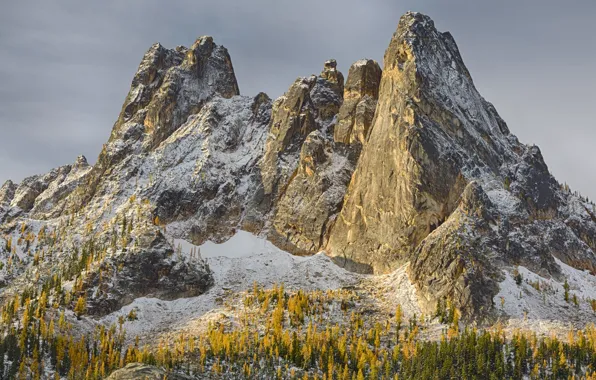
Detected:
left=495, top=256, right=596, bottom=337
left=101, top=230, right=421, bottom=344
left=174, top=230, right=287, bottom=259
left=101, top=230, right=360, bottom=342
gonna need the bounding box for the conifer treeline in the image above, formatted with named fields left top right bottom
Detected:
left=7, top=282, right=596, bottom=379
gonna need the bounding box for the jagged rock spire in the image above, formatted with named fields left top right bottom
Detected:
left=334, top=59, right=382, bottom=145
left=134, top=35, right=239, bottom=150
left=0, top=180, right=16, bottom=206
left=69, top=36, right=240, bottom=212
left=110, top=35, right=239, bottom=154
left=320, top=59, right=344, bottom=93
left=260, top=60, right=344, bottom=198
left=328, top=12, right=488, bottom=273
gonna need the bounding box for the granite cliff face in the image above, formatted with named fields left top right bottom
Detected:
left=0, top=12, right=594, bottom=321
left=334, top=59, right=382, bottom=146
left=326, top=13, right=596, bottom=317
left=263, top=59, right=375, bottom=255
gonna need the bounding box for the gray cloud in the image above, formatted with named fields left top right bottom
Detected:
left=1, top=0, right=595, bottom=199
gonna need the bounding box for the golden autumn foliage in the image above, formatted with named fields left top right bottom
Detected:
left=3, top=280, right=596, bottom=378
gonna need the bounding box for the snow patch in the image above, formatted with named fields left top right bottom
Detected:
left=494, top=256, right=596, bottom=335
left=102, top=230, right=361, bottom=342
left=173, top=230, right=283, bottom=259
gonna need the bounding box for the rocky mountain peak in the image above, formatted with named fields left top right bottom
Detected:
left=137, top=35, right=239, bottom=149
left=109, top=35, right=239, bottom=152
left=0, top=179, right=15, bottom=192
left=67, top=36, right=241, bottom=212
left=259, top=60, right=344, bottom=198
left=323, top=12, right=595, bottom=318
left=334, top=59, right=382, bottom=145
left=73, top=154, right=89, bottom=169
left=0, top=180, right=16, bottom=206
left=395, top=11, right=436, bottom=37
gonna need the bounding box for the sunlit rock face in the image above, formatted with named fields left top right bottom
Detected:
left=334, top=59, right=382, bottom=146
left=264, top=59, right=378, bottom=256
left=325, top=12, right=596, bottom=319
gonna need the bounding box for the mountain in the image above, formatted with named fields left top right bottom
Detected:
left=1, top=10, right=596, bottom=379
left=327, top=13, right=596, bottom=319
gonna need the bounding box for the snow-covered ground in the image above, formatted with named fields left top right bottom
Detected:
left=494, top=256, right=596, bottom=338
left=99, top=230, right=429, bottom=345
left=101, top=230, right=365, bottom=342
left=99, top=229, right=596, bottom=345
left=172, top=230, right=283, bottom=259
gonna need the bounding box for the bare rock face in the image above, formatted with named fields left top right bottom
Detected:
left=505, top=145, right=559, bottom=216
left=408, top=182, right=501, bottom=317
left=327, top=12, right=493, bottom=274
left=260, top=61, right=344, bottom=201
left=325, top=12, right=596, bottom=318
left=334, top=59, right=382, bottom=145
left=265, top=60, right=377, bottom=256
left=82, top=232, right=213, bottom=316
left=269, top=131, right=356, bottom=255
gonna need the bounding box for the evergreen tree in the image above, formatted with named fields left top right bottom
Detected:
left=74, top=296, right=86, bottom=320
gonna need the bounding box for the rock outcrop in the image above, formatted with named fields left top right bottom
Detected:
left=0, top=180, right=15, bottom=206
left=106, top=363, right=194, bottom=380
left=69, top=36, right=240, bottom=214
left=82, top=232, right=213, bottom=316
left=334, top=59, right=382, bottom=145
left=260, top=60, right=343, bottom=201
left=269, top=131, right=356, bottom=255
left=325, top=12, right=596, bottom=318
left=266, top=59, right=381, bottom=256
left=0, top=180, right=16, bottom=224
left=29, top=155, right=92, bottom=219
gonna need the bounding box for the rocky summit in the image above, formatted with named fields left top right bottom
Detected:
left=1, top=10, right=596, bottom=379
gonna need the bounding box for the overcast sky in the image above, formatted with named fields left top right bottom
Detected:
left=1, top=0, right=595, bottom=199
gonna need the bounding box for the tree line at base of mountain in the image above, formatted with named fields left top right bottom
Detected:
left=2, top=283, right=596, bottom=379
